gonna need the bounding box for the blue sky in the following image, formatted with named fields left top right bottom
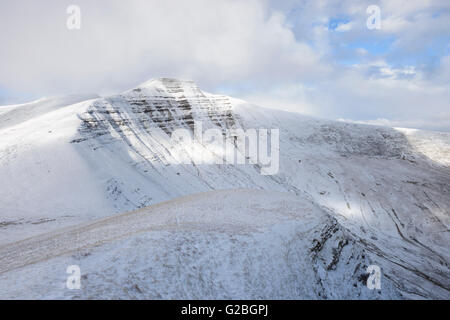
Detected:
left=0, top=0, right=449, bottom=131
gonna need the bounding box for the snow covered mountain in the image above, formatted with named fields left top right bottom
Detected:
left=0, top=78, right=449, bottom=299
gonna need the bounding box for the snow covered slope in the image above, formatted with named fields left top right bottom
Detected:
left=0, top=190, right=401, bottom=299
left=0, top=78, right=449, bottom=299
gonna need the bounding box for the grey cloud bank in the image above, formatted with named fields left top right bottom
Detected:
left=0, top=0, right=449, bottom=131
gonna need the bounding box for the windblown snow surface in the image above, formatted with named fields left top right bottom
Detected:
left=0, top=78, right=449, bottom=299
left=0, top=190, right=401, bottom=299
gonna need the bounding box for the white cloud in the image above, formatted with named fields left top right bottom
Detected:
left=238, top=83, right=317, bottom=115
left=0, top=0, right=324, bottom=96
left=239, top=61, right=450, bottom=132
left=0, top=0, right=449, bottom=131
left=335, top=22, right=354, bottom=32
left=338, top=118, right=450, bottom=132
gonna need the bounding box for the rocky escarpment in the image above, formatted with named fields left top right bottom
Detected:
left=71, top=78, right=238, bottom=144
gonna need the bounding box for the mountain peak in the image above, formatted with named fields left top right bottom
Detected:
left=136, top=77, right=197, bottom=90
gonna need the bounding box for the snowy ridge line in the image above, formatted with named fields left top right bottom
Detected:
left=0, top=190, right=402, bottom=299
left=0, top=190, right=226, bottom=275
left=0, top=94, right=99, bottom=130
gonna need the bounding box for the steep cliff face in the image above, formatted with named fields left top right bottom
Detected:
left=72, top=78, right=237, bottom=143
left=0, top=78, right=449, bottom=299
